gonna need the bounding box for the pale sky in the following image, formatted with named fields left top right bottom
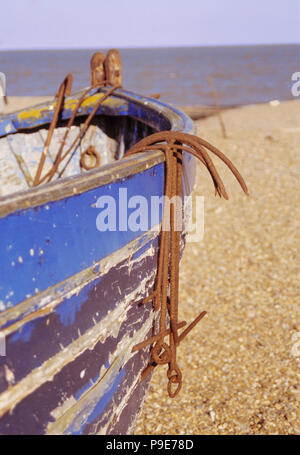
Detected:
left=1, top=0, right=300, bottom=50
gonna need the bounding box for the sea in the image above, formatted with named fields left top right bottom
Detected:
left=0, top=44, right=299, bottom=107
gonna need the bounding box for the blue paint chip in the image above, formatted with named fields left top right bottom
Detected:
left=11, top=320, right=36, bottom=343
left=132, top=238, right=155, bottom=261
left=75, top=373, right=100, bottom=401
left=69, top=368, right=125, bottom=435
left=56, top=285, right=88, bottom=327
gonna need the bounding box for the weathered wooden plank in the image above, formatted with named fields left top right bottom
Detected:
left=0, top=235, right=159, bottom=394
left=0, top=163, right=165, bottom=310
left=103, top=371, right=153, bottom=435
left=46, top=320, right=156, bottom=435
left=0, top=228, right=159, bottom=332
left=0, top=150, right=165, bottom=218
left=0, top=283, right=157, bottom=434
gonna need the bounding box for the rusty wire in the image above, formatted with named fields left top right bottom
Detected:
left=33, top=82, right=120, bottom=186
left=125, top=131, right=248, bottom=397
left=33, top=50, right=123, bottom=186
left=33, top=74, right=73, bottom=186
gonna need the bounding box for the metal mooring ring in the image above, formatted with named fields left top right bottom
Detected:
left=80, top=146, right=101, bottom=170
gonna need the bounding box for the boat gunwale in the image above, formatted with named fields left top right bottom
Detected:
left=0, top=88, right=194, bottom=218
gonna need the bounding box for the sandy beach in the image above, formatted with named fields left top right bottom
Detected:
left=1, top=96, right=53, bottom=114
left=134, top=99, right=300, bottom=435
left=1, top=96, right=300, bottom=434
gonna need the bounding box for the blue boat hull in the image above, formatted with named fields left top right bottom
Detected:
left=0, top=89, right=195, bottom=434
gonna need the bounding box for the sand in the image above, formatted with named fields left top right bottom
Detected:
left=2, top=96, right=300, bottom=434
left=134, top=99, right=300, bottom=435
left=1, top=96, right=53, bottom=114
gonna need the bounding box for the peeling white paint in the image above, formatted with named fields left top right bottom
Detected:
left=47, top=311, right=158, bottom=435
left=80, top=369, right=86, bottom=379
left=50, top=395, right=77, bottom=421
left=4, top=365, right=15, bottom=386
left=0, top=264, right=156, bottom=418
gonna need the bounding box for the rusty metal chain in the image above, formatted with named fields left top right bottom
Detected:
left=125, top=131, right=248, bottom=397
left=33, top=74, right=73, bottom=186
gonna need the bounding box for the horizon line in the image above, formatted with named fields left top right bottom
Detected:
left=0, top=42, right=299, bottom=52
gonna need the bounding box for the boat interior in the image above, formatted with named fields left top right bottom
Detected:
left=0, top=107, right=156, bottom=198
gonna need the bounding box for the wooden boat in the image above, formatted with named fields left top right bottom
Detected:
left=0, top=69, right=196, bottom=434
left=0, top=51, right=248, bottom=435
